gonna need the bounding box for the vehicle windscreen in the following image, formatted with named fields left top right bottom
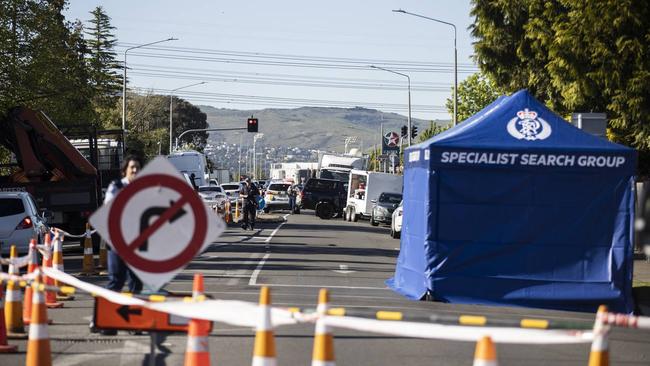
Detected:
left=320, top=169, right=349, bottom=182
left=378, top=193, right=402, bottom=204
left=267, top=184, right=291, bottom=192
left=306, top=180, right=338, bottom=191
left=198, top=187, right=222, bottom=193
left=221, top=184, right=240, bottom=191
left=0, top=198, right=24, bottom=217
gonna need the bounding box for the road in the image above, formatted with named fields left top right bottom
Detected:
left=4, top=211, right=650, bottom=365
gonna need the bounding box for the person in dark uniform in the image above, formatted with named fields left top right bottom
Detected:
left=239, top=178, right=259, bottom=230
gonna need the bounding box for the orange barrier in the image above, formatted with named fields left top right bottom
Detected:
left=26, top=272, right=52, bottom=366
left=184, top=273, right=211, bottom=366
left=4, top=245, right=26, bottom=338
left=588, top=305, right=610, bottom=366
left=0, top=282, right=18, bottom=352
left=42, top=234, right=63, bottom=309
left=252, top=286, right=277, bottom=366
left=81, top=223, right=96, bottom=276
left=473, top=336, right=498, bottom=366
left=312, top=288, right=335, bottom=366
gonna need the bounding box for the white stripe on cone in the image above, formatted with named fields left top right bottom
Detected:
left=186, top=336, right=209, bottom=352
left=311, top=362, right=336, bottom=366
left=252, top=356, right=277, bottom=366
left=28, top=324, right=49, bottom=341
left=257, top=305, right=272, bottom=331
left=5, top=289, right=22, bottom=302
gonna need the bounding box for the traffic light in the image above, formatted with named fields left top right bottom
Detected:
left=411, top=126, right=418, bottom=139
left=400, top=125, right=407, bottom=137
left=247, top=117, right=258, bottom=132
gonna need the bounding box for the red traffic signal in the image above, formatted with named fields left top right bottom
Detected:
left=247, top=118, right=258, bottom=132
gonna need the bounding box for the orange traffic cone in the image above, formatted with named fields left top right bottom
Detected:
left=41, top=234, right=63, bottom=309
left=312, top=288, right=335, bottom=366
left=4, top=245, right=26, bottom=338
left=588, top=305, right=610, bottom=366
left=26, top=271, right=52, bottom=366
left=473, top=336, right=498, bottom=366
left=251, top=286, right=277, bottom=366
left=184, top=273, right=211, bottom=366
left=51, top=230, right=74, bottom=301
left=23, top=239, right=39, bottom=324
left=0, top=282, right=18, bottom=352
left=81, top=223, right=96, bottom=275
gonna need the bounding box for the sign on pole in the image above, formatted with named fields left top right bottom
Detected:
left=90, top=156, right=225, bottom=291
left=382, top=131, right=400, bottom=154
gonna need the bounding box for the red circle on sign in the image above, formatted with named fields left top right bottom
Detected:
left=108, top=174, right=207, bottom=273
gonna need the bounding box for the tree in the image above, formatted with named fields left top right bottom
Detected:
left=445, top=72, right=502, bottom=123
left=418, top=121, right=453, bottom=142
left=85, top=6, right=122, bottom=116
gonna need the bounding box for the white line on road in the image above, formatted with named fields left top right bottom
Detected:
left=248, top=214, right=290, bottom=285
left=254, top=282, right=388, bottom=290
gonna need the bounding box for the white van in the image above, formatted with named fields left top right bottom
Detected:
left=167, top=150, right=209, bottom=188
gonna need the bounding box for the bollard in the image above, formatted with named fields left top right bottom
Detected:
left=251, top=286, right=277, bottom=366
left=4, top=245, right=26, bottom=338
left=26, top=271, right=52, bottom=366
left=312, top=289, right=335, bottom=366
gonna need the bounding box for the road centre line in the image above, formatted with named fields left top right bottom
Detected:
left=248, top=214, right=290, bottom=285
left=253, top=283, right=388, bottom=290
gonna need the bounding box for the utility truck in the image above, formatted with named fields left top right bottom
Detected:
left=317, top=151, right=367, bottom=185
left=167, top=150, right=209, bottom=188
left=343, top=170, right=403, bottom=222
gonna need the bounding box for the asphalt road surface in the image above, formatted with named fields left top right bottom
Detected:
left=3, top=211, right=650, bottom=365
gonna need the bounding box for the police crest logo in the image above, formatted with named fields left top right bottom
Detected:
left=506, top=108, right=552, bottom=141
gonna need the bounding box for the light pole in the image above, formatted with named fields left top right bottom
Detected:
left=370, top=65, right=412, bottom=146
left=393, top=9, right=457, bottom=126
left=253, top=133, right=264, bottom=180
left=169, top=81, right=207, bottom=154
left=122, top=37, right=177, bottom=138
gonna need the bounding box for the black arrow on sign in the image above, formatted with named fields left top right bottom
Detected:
left=139, top=200, right=187, bottom=252
left=117, top=305, right=142, bottom=322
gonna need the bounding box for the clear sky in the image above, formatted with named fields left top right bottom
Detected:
left=64, top=1, right=477, bottom=121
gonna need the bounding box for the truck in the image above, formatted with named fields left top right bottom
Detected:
left=209, top=168, right=231, bottom=185
left=167, top=150, right=209, bottom=188
left=269, top=162, right=318, bottom=185
left=343, top=170, right=403, bottom=222
left=0, top=107, right=124, bottom=245
left=318, top=152, right=367, bottom=185
left=300, top=178, right=347, bottom=219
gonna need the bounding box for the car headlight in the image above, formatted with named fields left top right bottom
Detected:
left=376, top=206, right=389, bottom=214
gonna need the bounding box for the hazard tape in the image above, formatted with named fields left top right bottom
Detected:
left=51, top=227, right=97, bottom=238
left=311, top=307, right=594, bottom=330
left=0, top=253, right=30, bottom=267
left=0, top=271, right=75, bottom=294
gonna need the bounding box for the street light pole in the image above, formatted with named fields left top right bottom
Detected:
left=169, top=81, right=207, bottom=154
left=253, top=133, right=264, bottom=180
left=393, top=9, right=457, bottom=126
left=370, top=65, right=412, bottom=146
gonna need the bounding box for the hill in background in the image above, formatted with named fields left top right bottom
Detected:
left=199, top=105, right=448, bottom=151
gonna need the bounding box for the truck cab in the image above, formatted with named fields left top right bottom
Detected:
left=343, top=170, right=403, bottom=222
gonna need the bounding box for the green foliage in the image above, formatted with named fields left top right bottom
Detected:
left=0, top=0, right=95, bottom=124
left=85, top=6, right=122, bottom=118
left=445, top=73, right=502, bottom=122
left=471, top=0, right=650, bottom=175
left=419, top=121, right=453, bottom=142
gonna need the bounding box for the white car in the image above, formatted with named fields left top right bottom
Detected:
left=0, top=191, right=49, bottom=255
left=390, top=200, right=403, bottom=239
left=263, top=182, right=292, bottom=213
left=198, top=185, right=228, bottom=206
left=221, top=182, right=242, bottom=205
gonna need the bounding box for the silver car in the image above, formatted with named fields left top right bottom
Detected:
left=0, top=191, right=49, bottom=255
left=221, top=183, right=242, bottom=205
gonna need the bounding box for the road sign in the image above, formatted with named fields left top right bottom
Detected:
left=94, top=297, right=213, bottom=332
left=382, top=131, right=400, bottom=154
left=89, top=156, right=225, bottom=291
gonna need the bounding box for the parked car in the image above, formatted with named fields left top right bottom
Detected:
left=263, top=182, right=292, bottom=213
left=390, top=200, right=403, bottom=239
left=221, top=182, right=242, bottom=205
left=301, top=178, right=347, bottom=219
left=198, top=185, right=228, bottom=205
left=0, top=191, right=49, bottom=255
left=370, top=192, right=403, bottom=226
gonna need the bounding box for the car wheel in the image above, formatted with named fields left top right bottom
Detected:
left=351, top=208, right=358, bottom=222
left=263, top=207, right=270, bottom=213
left=370, top=214, right=379, bottom=226
left=315, top=202, right=333, bottom=219
left=391, top=227, right=400, bottom=239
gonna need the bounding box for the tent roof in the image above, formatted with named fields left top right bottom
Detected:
left=411, top=90, right=633, bottom=153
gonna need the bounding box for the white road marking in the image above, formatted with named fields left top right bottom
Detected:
left=247, top=214, right=290, bottom=285
left=254, top=282, right=388, bottom=290
left=332, top=264, right=356, bottom=274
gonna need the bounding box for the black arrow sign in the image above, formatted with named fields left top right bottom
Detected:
left=138, top=200, right=187, bottom=252
left=117, top=305, right=142, bottom=322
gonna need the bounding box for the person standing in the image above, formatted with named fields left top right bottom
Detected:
left=91, top=155, right=144, bottom=336
left=287, top=184, right=297, bottom=213
left=239, top=178, right=259, bottom=230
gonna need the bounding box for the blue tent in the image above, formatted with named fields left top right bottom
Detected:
left=387, top=90, right=637, bottom=313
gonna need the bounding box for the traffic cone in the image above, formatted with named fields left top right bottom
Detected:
left=41, top=234, right=63, bottom=309
left=81, top=223, right=95, bottom=275
left=473, top=336, right=498, bottom=366
left=51, top=230, right=74, bottom=301
left=26, top=271, right=52, bottom=366
left=23, top=239, right=39, bottom=324
left=251, top=286, right=277, bottom=366
left=184, top=273, right=211, bottom=366
left=4, top=245, right=26, bottom=338
left=97, top=238, right=108, bottom=272
left=235, top=199, right=240, bottom=223
left=0, top=282, right=18, bottom=352
left=588, top=305, right=610, bottom=366
left=312, top=288, right=335, bottom=366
